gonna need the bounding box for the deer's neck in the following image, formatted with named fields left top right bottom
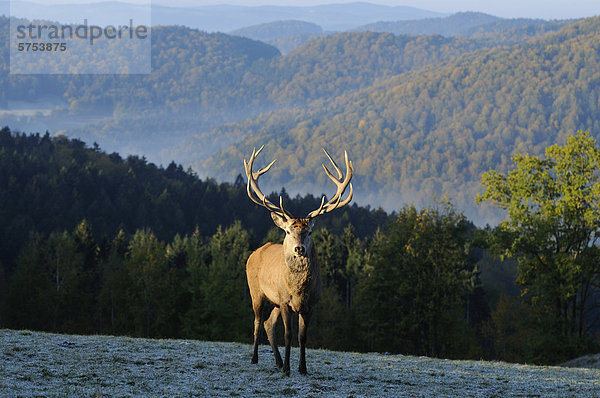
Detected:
left=283, top=249, right=319, bottom=312
left=284, top=249, right=315, bottom=271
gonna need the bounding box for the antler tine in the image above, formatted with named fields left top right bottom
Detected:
left=322, top=148, right=343, bottom=179
left=307, top=148, right=354, bottom=219
left=244, top=146, right=292, bottom=220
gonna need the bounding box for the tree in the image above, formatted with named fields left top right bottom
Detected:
left=125, top=229, right=177, bottom=337
left=0, top=262, right=5, bottom=327
left=478, top=131, right=600, bottom=359
left=182, top=221, right=251, bottom=342
left=98, top=229, right=131, bottom=335
left=4, top=226, right=96, bottom=333
left=356, top=201, right=475, bottom=357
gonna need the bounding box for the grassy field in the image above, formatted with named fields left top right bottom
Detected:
left=1, top=329, right=599, bottom=397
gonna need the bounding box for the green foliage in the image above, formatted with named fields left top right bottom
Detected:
left=2, top=129, right=597, bottom=364
left=309, top=225, right=366, bottom=351
left=356, top=201, right=481, bottom=357
left=0, top=127, right=388, bottom=270
left=4, top=225, right=98, bottom=334
left=182, top=222, right=251, bottom=342
left=125, top=229, right=179, bottom=337
left=478, top=131, right=600, bottom=361
left=98, top=230, right=132, bottom=335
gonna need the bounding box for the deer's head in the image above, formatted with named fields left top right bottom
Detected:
left=244, top=145, right=353, bottom=259
left=271, top=214, right=314, bottom=258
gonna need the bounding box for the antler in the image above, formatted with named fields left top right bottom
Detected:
left=307, top=148, right=354, bottom=219
left=244, top=145, right=292, bottom=220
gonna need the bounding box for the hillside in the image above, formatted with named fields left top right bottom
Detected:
left=459, top=18, right=574, bottom=45
left=196, top=16, right=600, bottom=223
left=230, top=20, right=323, bottom=42
left=1, top=21, right=280, bottom=108
left=356, top=11, right=501, bottom=36
left=0, top=128, right=389, bottom=268
left=356, top=12, right=571, bottom=46
left=2, top=15, right=596, bottom=223
left=152, top=2, right=445, bottom=32
left=2, top=17, right=490, bottom=163
left=1, top=329, right=599, bottom=396
left=230, top=20, right=324, bottom=54
left=168, top=31, right=489, bottom=164
left=0, top=18, right=282, bottom=155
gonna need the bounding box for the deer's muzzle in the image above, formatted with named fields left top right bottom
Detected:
left=294, top=245, right=306, bottom=256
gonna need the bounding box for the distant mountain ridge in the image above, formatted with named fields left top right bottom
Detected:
left=354, top=12, right=574, bottom=43
left=230, top=12, right=571, bottom=57
left=230, top=20, right=324, bottom=54
left=6, top=1, right=444, bottom=32
left=356, top=12, right=501, bottom=36
left=230, top=20, right=323, bottom=41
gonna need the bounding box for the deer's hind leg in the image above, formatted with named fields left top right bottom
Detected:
left=264, top=306, right=283, bottom=368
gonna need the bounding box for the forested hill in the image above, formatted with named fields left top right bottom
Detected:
left=0, top=127, right=390, bottom=269
left=356, top=12, right=502, bottom=36
left=0, top=21, right=281, bottom=110
left=197, top=16, right=600, bottom=223
left=1, top=14, right=494, bottom=164
left=168, top=31, right=492, bottom=165
left=2, top=15, right=597, bottom=223
left=354, top=12, right=572, bottom=44
left=268, top=32, right=484, bottom=103
left=229, top=20, right=324, bottom=55
left=230, top=20, right=323, bottom=42
left=0, top=17, right=486, bottom=110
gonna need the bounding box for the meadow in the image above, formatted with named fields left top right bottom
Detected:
left=1, top=329, right=599, bottom=397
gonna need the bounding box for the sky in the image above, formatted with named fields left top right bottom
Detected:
left=10, top=0, right=600, bottom=20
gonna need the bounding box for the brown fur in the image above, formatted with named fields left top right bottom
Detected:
left=243, top=146, right=353, bottom=376
left=246, top=216, right=321, bottom=375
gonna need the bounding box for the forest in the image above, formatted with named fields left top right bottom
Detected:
left=2, top=15, right=597, bottom=225
left=1, top=127, right=598, bottom=365
left=356, top=12, right=571, bottom=43
left=199, top=16, right=600, bottom=223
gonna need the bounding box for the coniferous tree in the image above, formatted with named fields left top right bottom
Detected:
left=356, top=202, right=475, bottom=357
left=183, top=221, right=251, bottom=341
left=125, top=229, right=177, bottom=337
left=98, top=230, right=131, bottom=335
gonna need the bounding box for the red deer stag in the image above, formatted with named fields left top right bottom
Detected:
left=244, top=145, right=353, bottom=376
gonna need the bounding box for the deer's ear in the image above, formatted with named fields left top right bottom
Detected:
left=308, top=219, right=316, bottom=230
left=271, top=213, right=287, bottom=230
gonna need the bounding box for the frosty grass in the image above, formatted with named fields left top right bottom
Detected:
left=1, top=329, right=599, bottom=397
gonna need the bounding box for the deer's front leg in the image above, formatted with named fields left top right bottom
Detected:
left=281, top=304, right=292, bottom=376
left=298, top=310, right=312, bottom=375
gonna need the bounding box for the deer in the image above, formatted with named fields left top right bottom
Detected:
left=244, top=145, right=353, bottom=376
